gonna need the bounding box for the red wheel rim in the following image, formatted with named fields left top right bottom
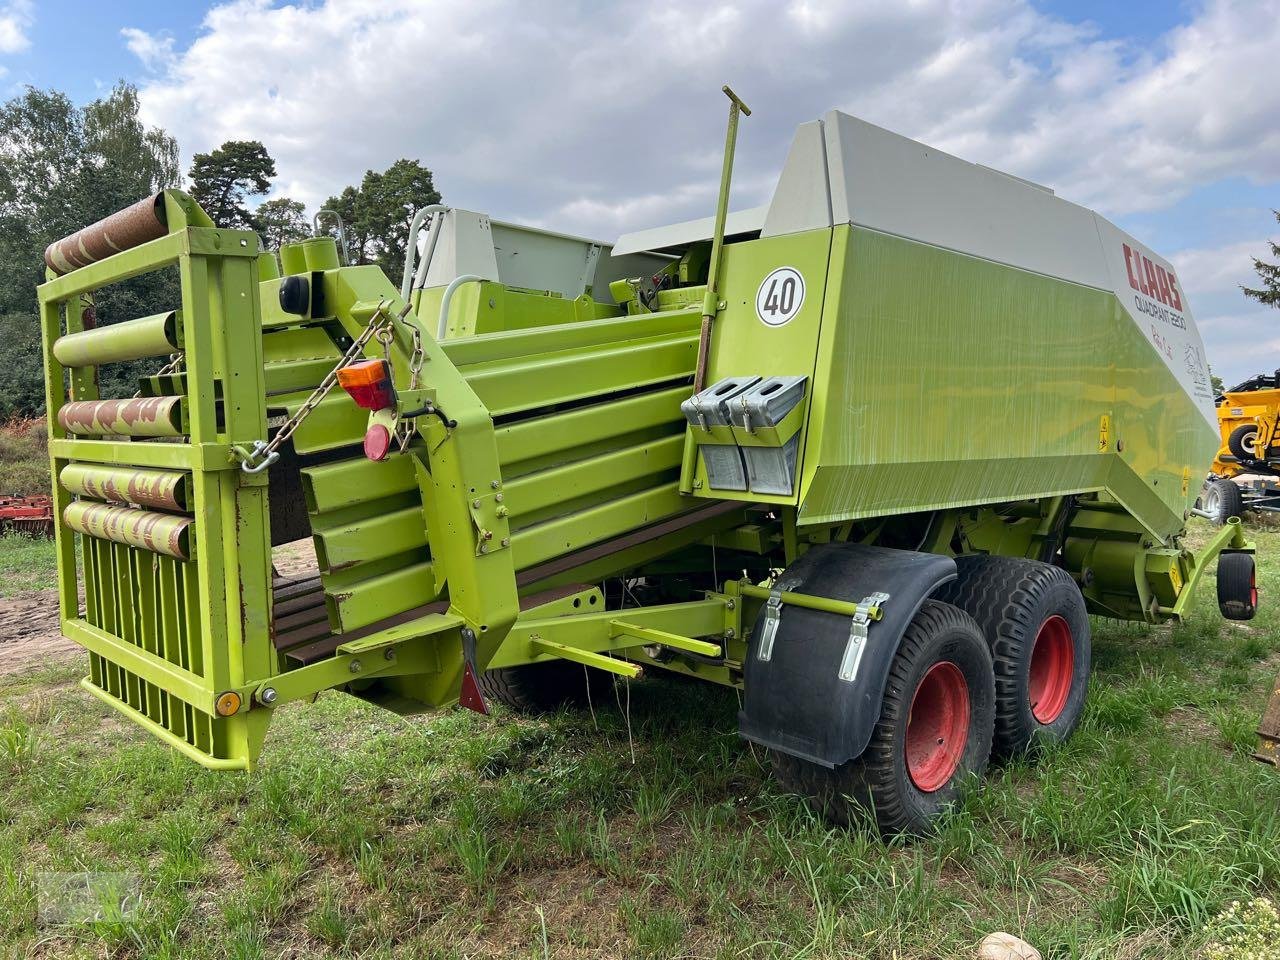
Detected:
left=905, top=661, right=970, bottom=792
left=1028, top=615, right=1074, bottom=724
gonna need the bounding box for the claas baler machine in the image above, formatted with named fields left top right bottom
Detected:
left=35, top=92, right=1257, bottom=834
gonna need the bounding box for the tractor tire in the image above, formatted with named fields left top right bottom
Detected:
left=1217, top=552, right=1258, bottom=621
left=1203, top=478, right=1245, bottom=524
left=933, top=556, right=1090, bottom=758
left=1228, top=424, right=1261, bottom=462
left=477, top=660, right=610, bottom=714
left=770, top=600, right=994, bottom=836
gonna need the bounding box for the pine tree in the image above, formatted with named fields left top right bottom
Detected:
left=1243, top=209, right=1280, bottom=307
left=187, top=140, right=277, bottom=230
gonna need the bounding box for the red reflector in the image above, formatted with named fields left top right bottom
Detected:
left=363, top=424, right=392, bottom=461
left=337, top=359, right=395, bottom=410
left=459, top=661, right=488, bottom=715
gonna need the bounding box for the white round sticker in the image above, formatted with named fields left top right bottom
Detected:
left=755, top=267, right=805, bottom=327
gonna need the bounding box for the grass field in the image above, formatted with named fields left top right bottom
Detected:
left=2, top=521, right=1280, bottom=959
left=0, top=532, right=58, bottom=597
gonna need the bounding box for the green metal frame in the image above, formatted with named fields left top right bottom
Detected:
left=38, top=191, right=274, bottom=769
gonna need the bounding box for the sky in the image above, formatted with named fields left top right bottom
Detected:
left=1, top=0, right=1277, bottom=385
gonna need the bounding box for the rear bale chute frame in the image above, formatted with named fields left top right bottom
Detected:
left=35, top=98, right=1258, bottom=834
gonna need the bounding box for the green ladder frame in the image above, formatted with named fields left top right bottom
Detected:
left=38, top=191, right=274, bottom=769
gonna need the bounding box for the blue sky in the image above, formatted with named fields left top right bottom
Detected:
left=1, top=0, right=1277, bottom=384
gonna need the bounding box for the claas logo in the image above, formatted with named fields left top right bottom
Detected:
left=1123, top=243, right=1183, bottom=312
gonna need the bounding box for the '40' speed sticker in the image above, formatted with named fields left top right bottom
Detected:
left=756, top=266, right=805, bottom=326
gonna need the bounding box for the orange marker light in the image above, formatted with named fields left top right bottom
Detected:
left=336, top=359, right=395, bottom=411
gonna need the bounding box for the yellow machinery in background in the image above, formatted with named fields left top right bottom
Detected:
left=1200, top=372, right=1280, bottom=524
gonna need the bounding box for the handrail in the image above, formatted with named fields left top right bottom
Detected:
left=437, top=274, right=486, bottom=339
left=313, top=209, right=350, bottom=265
left=401, top=203, right=450, bottom=300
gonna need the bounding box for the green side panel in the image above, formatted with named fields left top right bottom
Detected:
left=417, top=281, right=618, bottom=338
left=693, top=228, right=833, bottom=504
left=797, top=225, right=1217, bottom=541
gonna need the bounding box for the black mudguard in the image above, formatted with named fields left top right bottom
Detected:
left=738, top=542, right=957, bottom=767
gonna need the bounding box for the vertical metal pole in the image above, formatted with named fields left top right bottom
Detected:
left=693, top=85, right=752, bottom=394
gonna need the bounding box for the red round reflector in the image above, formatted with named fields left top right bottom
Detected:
left=364, top=424, right=392, bottom=461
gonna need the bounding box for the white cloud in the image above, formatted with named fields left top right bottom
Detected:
left=121, top=27, right=177, bottom=73
left=1172, top=233, right=1279, bottom=383
left=1174, top=239, right=1274, bottom=298
left=0, top=0, right=32, bottom=55
left=131, top=0, right=1280, bottom=238
left=129, top=0, right=1280, bottom=381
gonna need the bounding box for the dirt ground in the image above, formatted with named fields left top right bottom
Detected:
left=0, top=539, right=319, bottom=678
left=0, top=589, right=79, bottom=677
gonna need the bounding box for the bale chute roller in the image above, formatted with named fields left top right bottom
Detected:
left=35, top=97, right=1257, bottom=832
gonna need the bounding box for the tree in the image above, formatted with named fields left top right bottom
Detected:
left=0, top=82, right=181, bottom=418
left=321, top=159, right=441, bottom=276
left=1243, top=210, right=1280, bottom=308
left=256, top=197, right=310, bottom=251
left=188, top=140, right=276, bottom=230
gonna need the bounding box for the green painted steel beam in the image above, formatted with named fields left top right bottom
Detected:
left=462, top=334, right=698, bottom=419
left=38, top=232, right=189, bottom=301
left=79, top=680, right=250, bottom=771
left=312, top=505, right=427, bottom=569
left=325, top=560, right=438, bottom=633
left=53, top=310, right=181, bottom=367
left=495, top=385, right=687, bottom=472
left=337, top=612, right=463, bottom=656
left=738, top=582, right=883, bottom=620
left=608, top=620, right=722, bottom=657
left=249, top=640, right=439, bottom=707
left=46, top=438, right=236, bottom=471
left=442, top=310, right=700, bottom=367
left=504, top=435, right=684, bottom=519
left=530, top=638, right=642, bottom=678
left=64, top=618, right=214, bottom=713
left=491, top=598, right=727, bottom=669
left=510, top=484, right=690, bottom=571
left=303, top=454, right=418, bottom=514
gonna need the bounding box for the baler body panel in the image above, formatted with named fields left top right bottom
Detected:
left=793, top=224, right=1213, bottom=539
left=681, top=111, right=1218, bottom=541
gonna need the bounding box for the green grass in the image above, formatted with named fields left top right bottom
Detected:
left=0, top=532, right=57, bottom=597
left=2, top=521, right=1280, bottom=958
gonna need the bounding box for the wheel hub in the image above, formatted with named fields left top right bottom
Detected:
left=905, top=660, right=970, bottom=792
left=1028, top=614, right=1074, bottom=724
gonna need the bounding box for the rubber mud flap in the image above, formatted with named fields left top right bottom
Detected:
left=739, top=543, right=956, bottom=767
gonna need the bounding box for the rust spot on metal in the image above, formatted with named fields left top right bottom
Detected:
left=59, top=464, right=186, bottom=512
left=62, top=500, right=191, bottom=560
left=57, top=396, right=182, bottom=437
left=44, top=193, right=168, bottom=275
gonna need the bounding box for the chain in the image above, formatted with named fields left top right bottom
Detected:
left=395, top=321, right=428, bottom=452
left=133, top=351, right=186, bottom=399
left=235, top=300, right=405, bottom=473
